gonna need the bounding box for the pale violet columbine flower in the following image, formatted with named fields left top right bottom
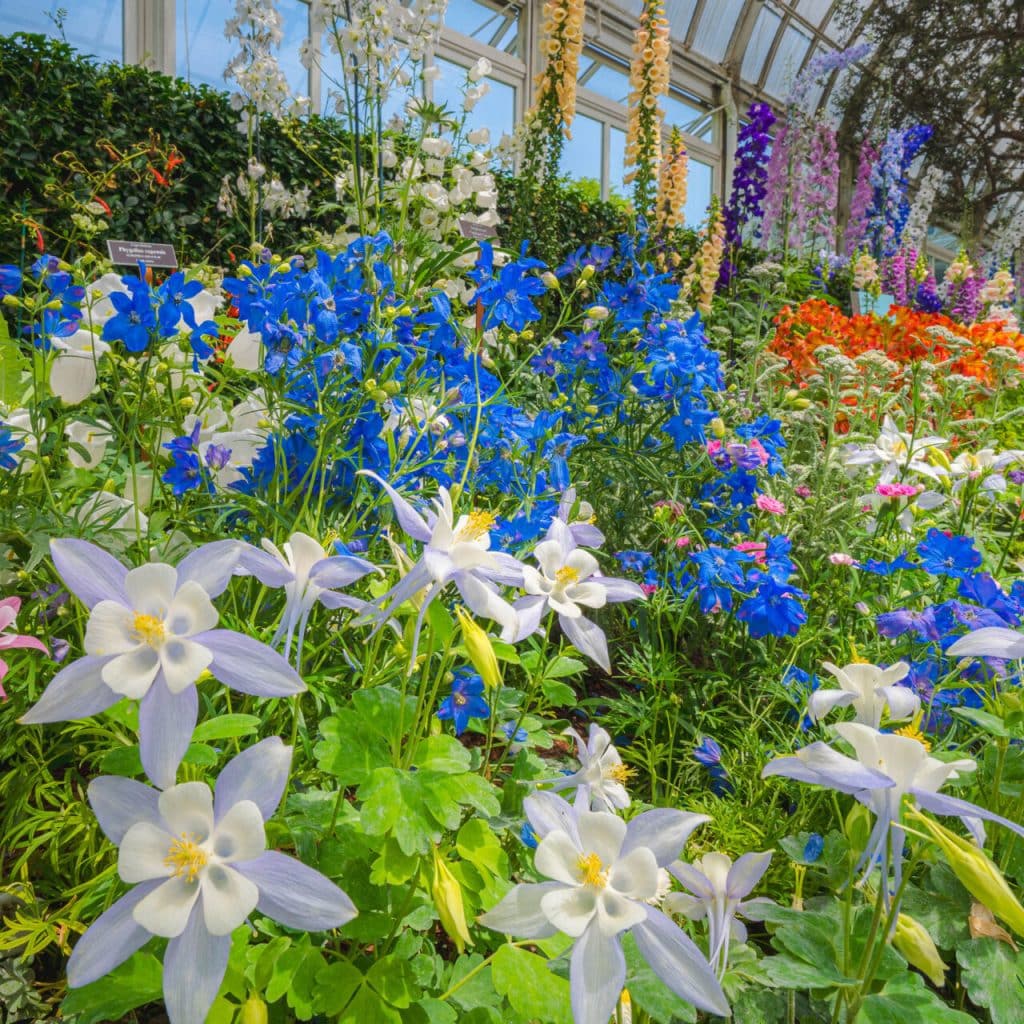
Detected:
left=558, top=487, right=605, bottom=548
left=762, top=722, right=1024, bottom=900
left=20, top=539, right=303, bottom=788
left=947, top=626, right=1024, bottom=660
left=480, top=792, right=727, bottom=1024
left=842, top=414, right=948, bottom=484
left=512, top=519, right=645, bottom=672
left=358, top=470, right=525, bottom=664
left=235, top=532, right=378, bottom=663
left=544, top=723, right=633, bottom=812
left=807, top=661, right=919, bottom=729
left=665, top=850, right=773, bottom=979
left=67, top=738, right=356, bottom=1024
left=950, top=448, right=1024, bottom=495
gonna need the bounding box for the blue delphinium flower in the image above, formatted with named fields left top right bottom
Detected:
left=616, top=550, right=654, bottom=573
left=437, top=669, right=490, bottom=737
left=803, top=833, right=824, bottom=863
left=690, top=547, right=750, bottom=613
left=860, top=553, right=916, bottom=575
left=102, top=276, right=157, bottom=352
left=736, top=578, right=808, bottom=638
left=0, top=264, right=22, bottom=296
left=157, top=271, right=204, bottom=332
left=470, top=242, right=546, bottom=332
left=877, top=606, right=942, bottom=642
left=0, top=425, right=25, bottom=471
left=694, top=737, right=733, bottom=796
left=917, top=529, right=982, bottom=579
left=502, top=721, right=528, bottom=744
left=519, top=821, right=539, bottom=848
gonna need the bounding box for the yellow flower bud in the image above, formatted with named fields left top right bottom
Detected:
left=240, top=997, right=268, bottom=1024
left=580, top=264, right=596, bottom=281
left=586, top=305, right=610, bottom=321
left=927, top=447, right=952, bottom=472
left=179, top=396, right=195, bottom=410
left=908, top=810, right=1024, bottom=936
left=893, top=913, right=947, bottom=987
left=709, top=417, right=726, bottom=438
left=455, top=606, right=501, bottom=689
left=542, top=272, right=559, bottom=289
left=521, top=329, right=535, bottom=341
left=431, top=848, right=472, bottom=953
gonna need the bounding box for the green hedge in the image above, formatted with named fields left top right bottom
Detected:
left=0, top=33, right=680, bottom=267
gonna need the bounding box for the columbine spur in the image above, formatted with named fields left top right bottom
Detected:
left=67, top=738, right=356, bottom=1024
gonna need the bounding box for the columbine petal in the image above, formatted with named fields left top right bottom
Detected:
left=911, top=788, right=1024, bottom=839
left=596, top=888, right=649, bottom=935
left=478, top=882, right=562, bottom=938
left=209, top=800, right=265, bottom=863
left=541, top=884, right=598, bottom=937
left=165, top=582, right=219, bottom=637
left=453, top=571, right=517, bottom=635
left=199, top=863, right=259, bottom=935
left=559, top=613, right=610, bottom=672
left=577, top=810, right=627, bottom=865
left=125, top=563, right=178, bottom=618
left=597, top=577, right=647, bottom=603
left=66, top=881, right=162, bottom=988
left=102, top=645, right=161, bottom=699
left=622, top=809, right=710, bottom=867
left=570, top=922, right=626, bottom=1024
left=807, top=689, right=857, bottom=722
left=175, top=541, right=243, bottom=599
left=133, top=876, right=202, bottom=938
left=213, top=737, right=292, bottom=823
left=525, top=791, right=581, bottom=843
left=119, top=821, right=176, bottom=883
left=535, top=830, right=585, bottom=885
left=160, top=638, right=213, bottom=694
left=19, top=655, right=119, bottom=723
left=632, top=906, right=730, bottom=1017
left=84, top=601, right=139, bottom=656
left=308, top=555, right=378, bottom=590
left=762, top=742, right=894, bottom=795
left=235, top=543, right=294, bottom=587
left=359, top=470, right=433, bottom=542
left=668, top=860, right=716, bottom=902
left=197, top=630, right=305, bottom=696
left=139, top=680, right=198, bottom=789
left=877, top=685, right=920, bottom=722
left=89, top=776, right=162, bottom=844
left=727, top=850, right=773, bottom=900
left=234, top=850, right=358, bottom=930
left=947, top=626, right=1024, bottom=660
left=50, top=538, right=129, bottom=609
left=159, top=782, right=215, bottom=839
left=163, top=902, right=232, bottom=1024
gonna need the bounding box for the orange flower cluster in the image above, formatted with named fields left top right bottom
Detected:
left=770, top=299, right=1024, bottom=388
left=625, top=0, right=670, bottom=208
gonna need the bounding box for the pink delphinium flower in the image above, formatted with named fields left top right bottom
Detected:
left=0, top=597, right=49, bottom=699
left=755, top=494, right=786, bottom=515
left=876, top=482, right=920, bottom=498
left=795, top=485, right=812, bottom=498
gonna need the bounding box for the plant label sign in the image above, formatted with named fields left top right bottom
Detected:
left=107, top=240, right=179, bottom=269
left=458, top=218, right=497, bottom=241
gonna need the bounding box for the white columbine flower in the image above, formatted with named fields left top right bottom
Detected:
left=807, top=661, right=919, bottom=729
left=665, top=851, right=773, bottom=978
left=842, top=415, right=948, bottom=484
left=67, top=738, right=356, bottom=1024
left=543, top=723, right=633, bottom=811
left=480, top=792, right=727, bottom=1024
left=513, top=519, right=645, bottom=672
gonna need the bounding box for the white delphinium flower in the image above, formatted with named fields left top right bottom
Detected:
left=65, top=419, right=112, bottom=469
left=49, top=328, right=111, bottom=405
left=807, top=661, right=919, bottom=729
left=480, top=793, right=727, bottom=1024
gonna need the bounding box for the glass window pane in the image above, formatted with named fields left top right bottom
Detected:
left=609, top=126, right=626, bottom=199
left=559, top=113, right=603, bottom=187
left=444, top=0, right=521, bottom=58
left=434, top=57, right=515, bottom=142
left=663, top=90, right=713, bottom=141
left=740, top=5, right=782, bottom=84
left=797, top=0, right=832, bottom=21
left=580, top=55, right=630, bottom=105
left=664, top=0, right=699, bottom=40
left=318, top=30, right=413, bottom=123
left=690, top=0, right=744, bottom=62
left=684, top=158, right=713, bottom=228
left=1, top=0, right=122, bottom=63
left=177, top=0, right=309, bottom=97
left=764, top=24, right=812, bottom=98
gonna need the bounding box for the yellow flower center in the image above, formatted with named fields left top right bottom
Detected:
left=894, top=722, right=931, bottom=751
left=164, top=833, right=208, bottom=883
left=604, top=763, right=635, bottom=784
left=555, top=566, right=581, bottom=585
left=132, top=612, right=167, bottom=647
left=462, top=509, right=496, bottom=539
left=577, top=852, right=609, bottom=889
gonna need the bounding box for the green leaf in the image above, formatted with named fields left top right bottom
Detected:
left=760, top=955, right=856, bottom=990
left=491, top=944, right=573, bottom=1024
left=192, top=713, right=260, bottom=741
left=951, top=706, right=1010, bottom=738
left=370, top=838, right=422, bottom=885
left=540, top=677, right=577, bottom=705
left=0, top=320, right=28, bottom=407
left=313, top=960, right=363, bottom=1016
left=61, top=952, right=163, bottom=1024
left=99, top=743, right=143, bottom=776
left=957, top=937, right=1024, bottom=1024
left=409, top=998, right=459, bottom=1024
left=457, top=818, right=509, bottom=877
left=414, top=734, right=472, bottom=774
left=366, top=954, right=417, bottom=1008
left=316, top=709, right=392, bottom=787
left=338, top=983, right=403, bottom=1024
left=544, top=655, right=587, bottom=679
left=858, top=972, right=978, bottom=1023
left=182, top=742, right=219, bottom=766
left=251, top=935, right=292, bottom=991
left=622, top=933, right=697, bottom=1023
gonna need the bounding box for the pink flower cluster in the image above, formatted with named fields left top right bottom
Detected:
left=0, top=596, right=49, bottom=700
left=875, top=482, right=920, bottom=498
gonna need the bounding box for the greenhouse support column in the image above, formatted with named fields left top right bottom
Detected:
left=124, top=0, right=174, bottom=74
left=721, top=80, right=738, bottom=200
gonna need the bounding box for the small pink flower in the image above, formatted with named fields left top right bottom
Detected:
left=675, top=537, right=690, bottom=549
left=734, top=541, right=767, bottom=565
left=641, top=583, right=659, bottom=596
left=749, top=438, right=771, bottom=466
left=0, top=596, right=50, bottom=700
left=706, top=440, right=723, bottom=457
left=875, top=482, right=919, bottom=498
left=755, top=494, right=786, bottom=515
left=829, top=552, right=857, bottom=566
left=795, top=485, right=811, bottom=498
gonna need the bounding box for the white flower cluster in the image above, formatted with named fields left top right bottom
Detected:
left=901, top=166, right=944, bottom=251
left=225, top=0, right=309, bottom=124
